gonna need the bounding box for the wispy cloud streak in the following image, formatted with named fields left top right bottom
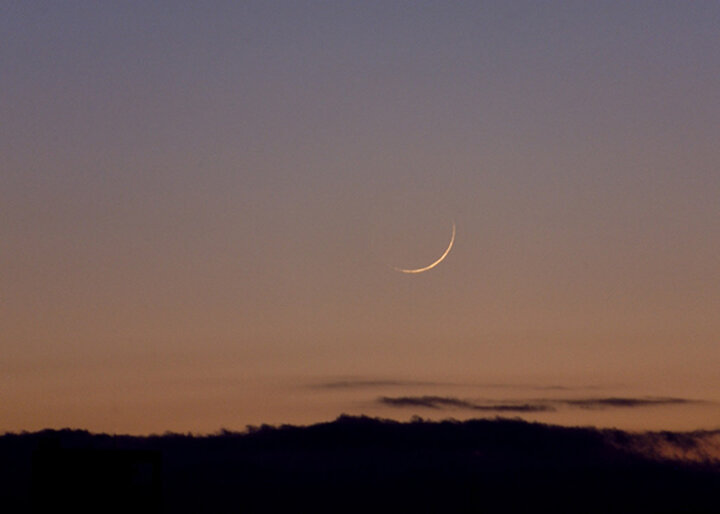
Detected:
left=562, top=397, right=691, bottom=409
left=378, top=396, right=553, bottom=412
left=378, top=395, right=700, bottom=413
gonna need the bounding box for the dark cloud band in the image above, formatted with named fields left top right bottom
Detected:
left=378, top=395, right=697, bottom=413
left=378, top=396, right=553, bottom=412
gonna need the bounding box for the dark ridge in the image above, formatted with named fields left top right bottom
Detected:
left=1, top=416, right=718, bottom=513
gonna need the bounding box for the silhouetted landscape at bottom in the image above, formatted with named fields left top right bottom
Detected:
left=2, top=416, right=719, bottom=513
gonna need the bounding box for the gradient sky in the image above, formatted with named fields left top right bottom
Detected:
left=2, top=2, right=720, bottom=434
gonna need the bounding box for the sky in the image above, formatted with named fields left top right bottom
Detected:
left=2, top=1, right=720, bottom=434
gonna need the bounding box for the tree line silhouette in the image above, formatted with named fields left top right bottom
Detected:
left=1, top=416, right=718, bottom=513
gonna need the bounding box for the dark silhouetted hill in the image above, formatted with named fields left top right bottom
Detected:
left=1, top=416, right=718, bottom=513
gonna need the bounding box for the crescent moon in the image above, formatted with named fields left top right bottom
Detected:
left=392, top=221, right=456, bottom=274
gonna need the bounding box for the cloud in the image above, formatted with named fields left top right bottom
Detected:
left=560, top=397, right=691, bottom=409
left=378, top=396, right=553, bottom=412
left=473, top=403, right=552, bottom=412
left=378, top=395, right=701, bottom=413
left=379, top=396, right=472, bottom=409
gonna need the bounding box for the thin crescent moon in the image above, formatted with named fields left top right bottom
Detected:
left=392, top=222, right=456, bottom=274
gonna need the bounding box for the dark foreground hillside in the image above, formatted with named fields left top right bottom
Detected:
left=1, top=416, right=718, bottom=513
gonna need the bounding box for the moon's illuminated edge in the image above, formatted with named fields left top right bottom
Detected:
left=392, top=221, right=456, bottom=274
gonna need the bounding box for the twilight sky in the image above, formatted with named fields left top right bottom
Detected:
left=2, top=2, right=720, bottom=434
